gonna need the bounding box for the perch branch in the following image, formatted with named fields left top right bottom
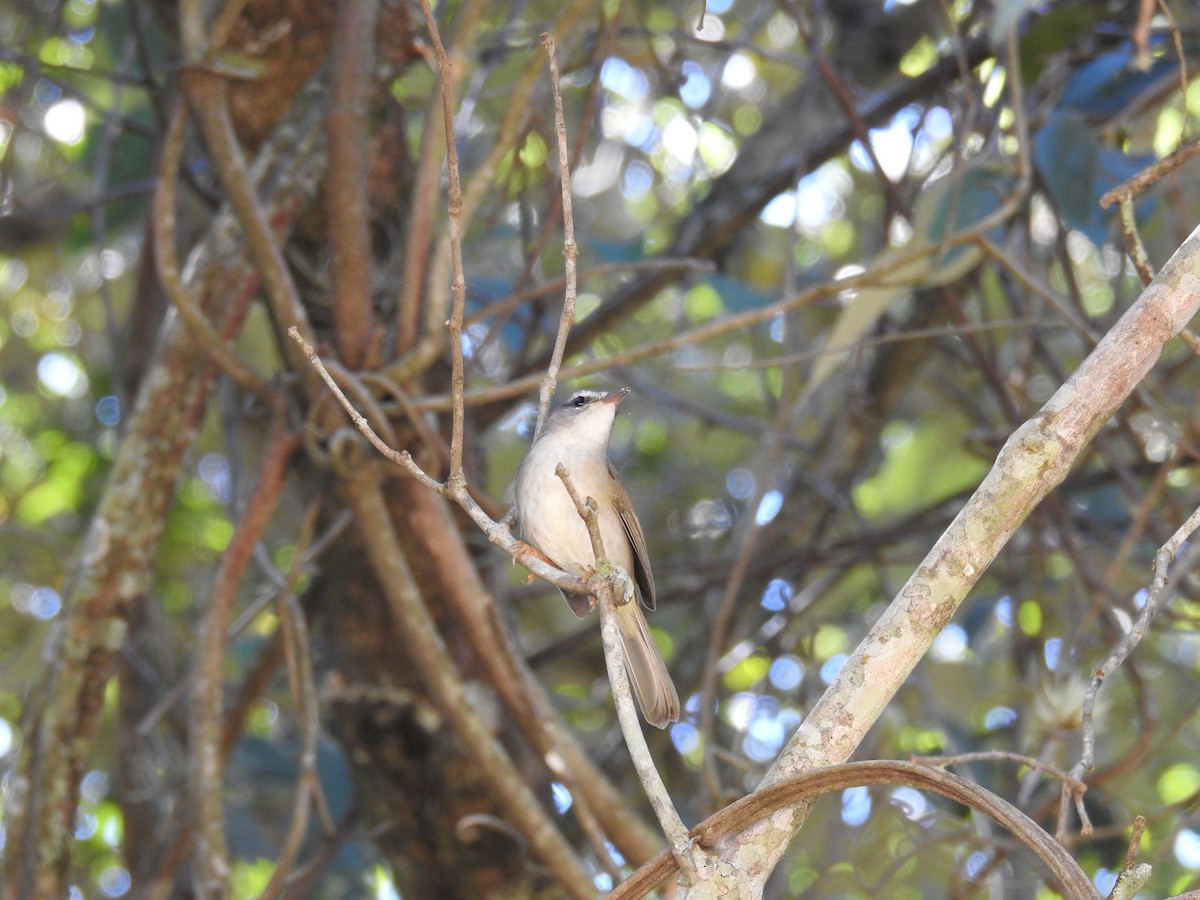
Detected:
left=392, top=479, right=664, bottom=864
left=553, top=465, right=698, bottom=881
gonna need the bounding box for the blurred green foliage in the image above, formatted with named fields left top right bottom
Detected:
left=4, top=0, right=1200, bottom=896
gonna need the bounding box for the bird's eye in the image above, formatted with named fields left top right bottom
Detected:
left=570, top=396, right=588, bottom=408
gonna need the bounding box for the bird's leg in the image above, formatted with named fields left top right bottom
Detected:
left=613, top=567, right=635, bottom=606
left=591, top=559, right=635, bottom=606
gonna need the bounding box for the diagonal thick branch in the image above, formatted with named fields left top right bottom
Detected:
left=735, top=229, right=1200, bottom=881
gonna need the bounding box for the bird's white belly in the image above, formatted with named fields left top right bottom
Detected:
left=516, top=442, right=633, bottom=575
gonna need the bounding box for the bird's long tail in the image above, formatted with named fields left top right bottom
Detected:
left=616, top=602, right=680, bottom=728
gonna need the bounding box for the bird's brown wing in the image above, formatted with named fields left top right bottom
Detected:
left=609, top=460, right=656, bottom=610
left=561, top=588, right=594, bottom=618
left=537, top=551, right=592, bottom=617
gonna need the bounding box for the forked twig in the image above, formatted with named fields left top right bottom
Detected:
left=286, top=332, right=588, bottom=607
left=1061, top=505, right=1200, bottom=840
left=1105, top=815, right=1150, bottom=900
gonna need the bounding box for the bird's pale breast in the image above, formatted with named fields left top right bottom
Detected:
left=516, top=439, right=635, bottom=577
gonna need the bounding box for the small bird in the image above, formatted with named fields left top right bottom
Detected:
left=515, top=389, right=680, bottom=728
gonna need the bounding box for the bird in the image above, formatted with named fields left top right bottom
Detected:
left=514, top=389, right=680, bottom=729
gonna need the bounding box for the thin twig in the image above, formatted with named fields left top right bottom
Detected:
left=259, top=591, right=331, bottom=900
left=463, top=258, right=715, bottom=327
left=175, top=0, right=317, bottom=372
left=287, top=327, right=589, bottom=600
left=532, top=33, right=581, bottom=438
left=189, top=423, right=301, bottom=898
left=386, top=0, right=598, bottom=381
left=152, top=104, right=276, bottom=400
left=751, top=221, right=1200, bottom=874
left=1124, top=815, right=1147, bottom=872
left=360, top=371, right=452, bottom=469
left=1156, top=0, right=1190, bottom=141
left=416, top=0, right=468, bottom=476
left=812, top=55, right=909, bottom=221
left=1107, top=814, right=1151, bottom=900
left=913, top=751, right=1088, bottom=794
left=1061, top=505, right=1200, bottom=838
left=471, top=7, right=618, bottom=367
left=414, top=0, right=489, bottom=343
left=318, top=358, right=401, bottom=451
left=397, top=0, right=487, bottom=352
left=412, top=220, right=1040, bottom=413
left=1005, top=25, right=1031, bottom=186
left=1117, top=195, right=1155, bottom=285
left=3, top=51, right=328, bottom=899
left=393, top=478, right=663, bottom=866
left=698, top=391, right=792, bottom=810
left=395, top=74, right=447, bottom=353
left=455, top=815, right=552, bottom=877
left=679, top=318, right=1055, bottom=370
left=289, top=326, right=443, bottom=489
left=1099, top=139, right=1200, bottom=210
left=89, top=38, right=135, bottom=407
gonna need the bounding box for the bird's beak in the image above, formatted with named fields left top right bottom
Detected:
left=601, top=388, right=630, bottom=406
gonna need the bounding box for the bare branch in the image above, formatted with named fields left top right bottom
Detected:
left=392, top=479, right=665, bottom=865
left=416, top=0, right=468, bottom=476
left=1099, top=138, right=1200, bottom=212
left=698, top=392, right=793, bottom=810
left=326, top=0, right=380, bottom=368
left=1105, top=814, right=1151, bottom=900
left=386, top=0, right=600, bottom=382
left=412, top=226, right=1044, bottom=413
left=1116, top=195, right=1156, bottom=286
left=152, top=104, right=276, bottom=401
left=3, top=91, right=327, bottom=900
left=289, top=326, right=444, bottom=490
left=913, top=750, right=1088, bottom=794
left=258, top=590, right=332, bottom=900
left=287, top=326, right=591, bottom=599
left=177, top=0, right=317, bottom=372
left=533, top=33, right=580, bottom=438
